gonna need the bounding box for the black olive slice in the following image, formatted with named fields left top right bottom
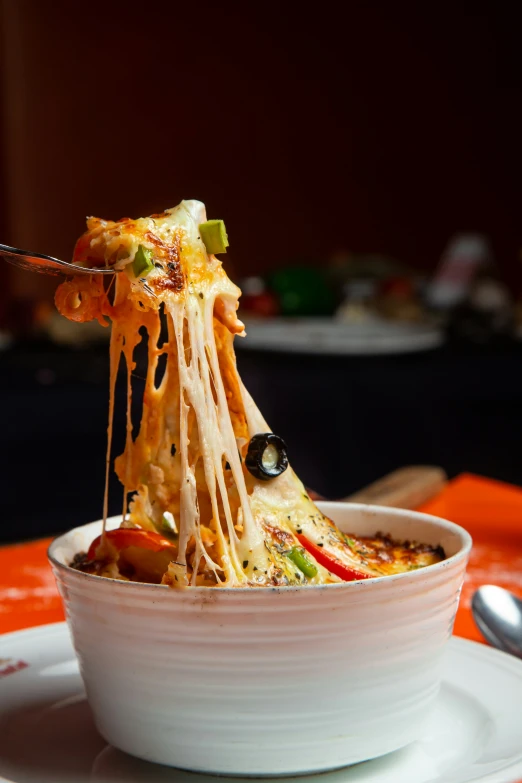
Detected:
left=245, top=433, right=289, bottom=481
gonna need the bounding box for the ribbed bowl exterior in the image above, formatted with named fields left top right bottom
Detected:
left=49, top=502, right=471, bottom=775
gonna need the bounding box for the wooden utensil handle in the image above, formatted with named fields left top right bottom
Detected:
left=344, top=466, right=447, bottom=509
left=306, top=466, right=447, bottom=509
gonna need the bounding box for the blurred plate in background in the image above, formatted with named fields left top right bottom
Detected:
left=239, top=317, right=444, bottom=355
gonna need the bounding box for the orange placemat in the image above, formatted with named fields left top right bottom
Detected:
left=418, top=472, right=522, bottom=643
left=1, top=472, right=521, bottom=638
left=0, top=537, right=64, bottom=634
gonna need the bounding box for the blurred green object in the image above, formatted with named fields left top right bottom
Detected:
left=269, top=267, right=335, bottom=316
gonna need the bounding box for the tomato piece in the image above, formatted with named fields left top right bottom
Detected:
left=87, top=528, right=175, bottom=561
left=296, top=534, right=372, bottom=581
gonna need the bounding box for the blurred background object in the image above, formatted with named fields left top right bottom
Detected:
left=268, top=267, right=335, bottom=316
left=0, top=0, right=521, bottom=541
left=425, top=235, right=491, bottom=311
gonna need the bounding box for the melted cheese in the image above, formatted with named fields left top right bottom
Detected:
left=55, top=201, right=444, bottom=587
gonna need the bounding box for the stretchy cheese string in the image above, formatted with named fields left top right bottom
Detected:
left=102, top=290, right=123, bottom=537
left=171, top=296, right=243, bottom=585
left=100, top=272, right=265, bottom=585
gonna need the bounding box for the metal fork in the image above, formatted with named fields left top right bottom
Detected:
left=0, top=243, right=117, bottom=276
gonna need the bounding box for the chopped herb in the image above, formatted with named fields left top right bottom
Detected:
left=167, top=262, right=177, bottom=272
left=346, top=537, right=356, bottom=548
left=296, top=528, right=302, bottom=534
left=171, top=444, right=177, bottom=457
left=199, top=219, right=229, bottom=255
left=243, top=560, right=249, bottom=568
left=253, top=566, right=258, bottom=571
left=154, top=262, right=163, bottom=269
left=132, top=245, right=154, bottom=278
left=199, top=292, right=204, bottom=299
left=225, top=461, right=231, bottom=470
left=317, top=543, right=324, bottom=547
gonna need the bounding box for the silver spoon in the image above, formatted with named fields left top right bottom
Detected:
left=0, top=243, right=116, bottom=276
left=471, top=585, right=522, bottom=659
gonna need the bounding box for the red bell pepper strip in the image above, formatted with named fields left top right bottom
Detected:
left=87, top=528, right=175, bottom=561
left=296, top=534, right=372, bottom=581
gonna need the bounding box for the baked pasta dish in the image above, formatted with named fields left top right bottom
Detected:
left=56, top=201, right=445, bottom=587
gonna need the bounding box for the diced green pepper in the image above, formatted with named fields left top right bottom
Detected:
left=287, top=546, right=318, bottom=578
left=161, top=512, right=178, bottom=536
left=199, top=220, right=229, bottom=255
left=133, top=245, right=154, bottom=278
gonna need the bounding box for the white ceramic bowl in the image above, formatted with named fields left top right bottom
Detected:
left=48, top=502, right=471, bottom=776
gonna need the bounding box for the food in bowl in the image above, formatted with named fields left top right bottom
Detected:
left=48, top=503, right=471, bottom=775
left=55, top=200, right=445, bottom=587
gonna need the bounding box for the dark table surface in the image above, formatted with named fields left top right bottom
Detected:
left=2, top=337, right=522, bottom=543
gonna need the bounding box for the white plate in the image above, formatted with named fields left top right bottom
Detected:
left=238, top=317, right=444, bottom=355
left=0, top=623, right=521, bottom=783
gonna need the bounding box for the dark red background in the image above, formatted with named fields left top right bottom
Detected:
left=0, top=1, right=520, bottom=292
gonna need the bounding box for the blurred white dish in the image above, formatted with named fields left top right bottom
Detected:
left=238, top=317, right=444, bottom=355
left=1, top=623, right=522, bottom=783
left=47, top=503, right=470, bottom=775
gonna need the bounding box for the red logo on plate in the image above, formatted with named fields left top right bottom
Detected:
left=0, top=658, right=29, bottom=679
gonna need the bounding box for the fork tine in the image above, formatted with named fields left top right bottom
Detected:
left=0, top=244, right=117, bottom=276
left=1, top=254, right=66, bottom=276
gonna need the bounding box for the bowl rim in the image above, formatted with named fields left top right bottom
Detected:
left=47, top=501, right=472, bottom=593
